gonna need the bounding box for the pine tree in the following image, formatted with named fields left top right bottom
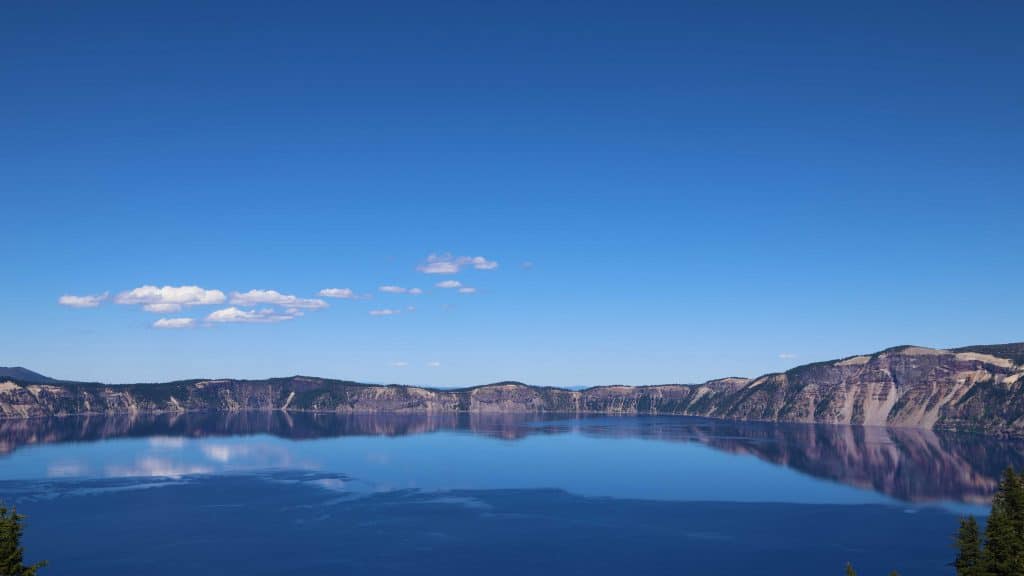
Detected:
left=0, top=504, right=46, bottom=576
left=955, top=516, right=983, bottom=576
left=1003, top=468, right=1024, bottom=541
left=845, top=562, right=857, bottom=576
left=982, top=469, right=1024, bottom=576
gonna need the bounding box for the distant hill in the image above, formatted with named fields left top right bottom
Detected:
left=0, top=367, right=57, bottom=383
left=2, top=342, right=1024, bottom=436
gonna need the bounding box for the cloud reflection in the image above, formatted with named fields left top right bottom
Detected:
left=106, top=457, right=211, bottom=479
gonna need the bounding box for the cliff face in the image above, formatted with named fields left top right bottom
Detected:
left=707, top=346, right=1023, bottom=432
left=2, top=343, right=1023, bottom=435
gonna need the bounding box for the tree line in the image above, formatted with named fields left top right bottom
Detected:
left=953, top=468, right=1024, bottom=576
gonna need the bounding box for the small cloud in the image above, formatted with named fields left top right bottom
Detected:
left=379, top=285, right=422, bottom=295
left=457, top=287, right=477, bottom=294
left=469, top=256, right=498, bottom=270
left=436, top=280, right=462, bottom=289
left=368, top=308, right=400, bottom=316
left=426, top=361, right=441, bottom=368
left=153, top=317, right=195, bottom=329
left=230, top=289, right=327, bottom=309
left=319, top=287, right=372, bottom=300
left=406, top=305, right=416, bottom=312
left=206, top=307, right=298, bottom=324
left=143, top=303, right=182, bottom=313
left=391, top=361, right=409, bottom=367
left=318, top=288, right=355, bottom=299
left=115, top=285, right=226, bottom=312
left=419, top=260, right=459, bottom=274
left=417, top=253, right=498, bottom=274
left=520, top=261, right=534, bottom=270
left=58, top=292, right=109, bottom=308
left=778, top=353, right=798, bottom=360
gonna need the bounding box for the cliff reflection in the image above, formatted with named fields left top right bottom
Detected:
left=566, top=418, right=1024, bottom=504
left=2, top=412, right=1022, bottom=503
left=0, top=411, right=553, bottom=454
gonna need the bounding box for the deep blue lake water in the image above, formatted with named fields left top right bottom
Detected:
left=2, top=412, right=1021, bottom=575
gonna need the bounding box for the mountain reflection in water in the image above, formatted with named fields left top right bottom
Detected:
left=2, top=411, right=1022, bottom=504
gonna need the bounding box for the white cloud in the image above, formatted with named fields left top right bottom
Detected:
left=391, top=361, right=409, bottom=367
left=468, top=256, right=498, bottom=270
left=143, top=303, right=181, bottom=313
left=153, top=317, right=196, bottom=329
left=418, top=255, right=459, bottom=274
left=58, top=292, right=109, bottom=308
left=318, top=288, right=357, bottom=299
left=426, top=361, right=441, bottom=368
left=417, top=253, right=498, bottom=274
left=368, top=308, right=400, bottom=316
left=115, top=285, right=225, bottom=313
left=379, top=285, right=422, bottom=295
left=778, top=353, right=798, bottom=360
left=206, top=307, right=298, bottom=324
left=437, top=281, right=477, bottom=294
left=229, top=289, right=327, bottom=310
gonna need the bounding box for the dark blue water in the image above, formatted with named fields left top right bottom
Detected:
left=2, top=413, right=1020, bottom=575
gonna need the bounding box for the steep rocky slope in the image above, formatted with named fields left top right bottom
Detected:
left=2, top=343, right=1023, bottom=435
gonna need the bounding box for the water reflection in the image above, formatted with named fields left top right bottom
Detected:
left=2, top=412, right=1022, bottom=503
left=566, top=418, right=1024, bottom=504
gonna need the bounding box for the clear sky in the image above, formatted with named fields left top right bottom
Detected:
left=2, top=1, right=1022, bottom=387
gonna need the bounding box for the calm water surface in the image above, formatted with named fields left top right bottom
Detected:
left=2, top=413, right=1021, bottom=575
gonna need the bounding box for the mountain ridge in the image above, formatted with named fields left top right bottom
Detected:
left=0, top=367, right=59, bottom=384
left=3, top=342, right=1023, bottom=436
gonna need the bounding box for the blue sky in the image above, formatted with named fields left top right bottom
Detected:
left=2, top=1, right=1022, bottom=387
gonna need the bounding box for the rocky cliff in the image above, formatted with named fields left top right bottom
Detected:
left=2, top=343, right=1023, bottom=435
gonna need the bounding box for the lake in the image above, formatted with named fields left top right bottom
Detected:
left=2, top=412, right=1020, bottom=575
